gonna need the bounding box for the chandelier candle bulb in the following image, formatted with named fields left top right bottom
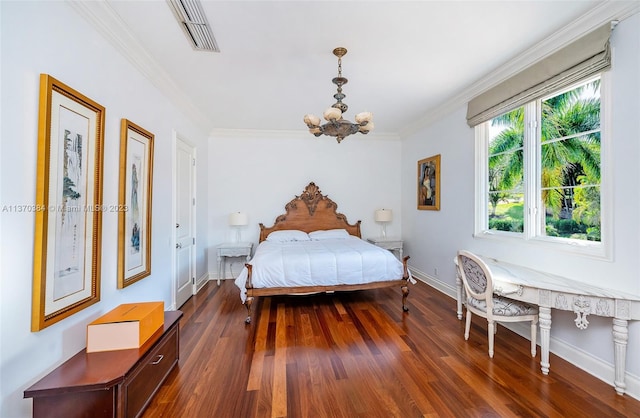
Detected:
left=323, top=107, right=342, bottom=121
left=355, top=112, right=373, bottom=123
left=304, top=114, right=321, bottom=127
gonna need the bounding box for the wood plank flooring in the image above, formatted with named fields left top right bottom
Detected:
left=142, top=279, right=640, bottom=417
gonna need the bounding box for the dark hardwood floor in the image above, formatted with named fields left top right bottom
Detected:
left=143, top=279, right=640, bottom=417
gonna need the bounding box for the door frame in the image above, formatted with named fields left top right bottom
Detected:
left=171, top=130, right=197, bottom=310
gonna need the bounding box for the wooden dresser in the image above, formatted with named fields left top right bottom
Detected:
left=24, top=310, right=182, bottom=418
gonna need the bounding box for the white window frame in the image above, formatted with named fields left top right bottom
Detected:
left=474, top=73, right=612, bottom=260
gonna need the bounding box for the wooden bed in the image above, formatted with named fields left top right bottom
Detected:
left=242, top=182, right=410, bottom=323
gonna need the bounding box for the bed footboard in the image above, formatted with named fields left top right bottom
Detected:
left=243, top=255, right=411, bottom=324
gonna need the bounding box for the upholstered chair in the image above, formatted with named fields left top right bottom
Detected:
left=457, top=250, right=538, bottom=358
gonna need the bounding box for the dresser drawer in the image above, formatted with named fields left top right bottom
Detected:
left=124, top=326, right=178, bottom=418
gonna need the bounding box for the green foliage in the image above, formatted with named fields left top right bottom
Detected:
left=489, top=218, right=517, bottom=232
left=505, top=204, right=523, bottom=219
left=489, top=202, right=524, bottom=232
left=487, top=79, right=601, bottom=242
left=553, top=219, right=585, bottom=234
left=572, top=176, right=600, bottom=226
left=586, top=226, right=601, bottom=241
left=490, top=200, right=600, bottom=240
left=545, top=224, right=560, bottom=237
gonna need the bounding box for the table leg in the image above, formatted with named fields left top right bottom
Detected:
left=612, top=318, right=628, bottom=395
left=455, top=272, right=463, bottom=320
left=539, top=306, right=552, bottom=375
left=217, top=254, right=222, bottom=286
left=222, top=257, right=227, bottom=284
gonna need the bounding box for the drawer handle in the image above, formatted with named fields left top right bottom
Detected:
left=151, top=354, right=164, bottom=365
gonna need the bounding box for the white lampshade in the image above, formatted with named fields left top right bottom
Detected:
left=304, top=114, right=321, bottom=127
left=375, top=209, right=392, bottom=223
left=355, top=111, right=373, bottom=124
left=229, top=212, right=248, bottom=226
left=359, top=121, right=374, bottom=132
left=323, top=107, right=342, bottom=121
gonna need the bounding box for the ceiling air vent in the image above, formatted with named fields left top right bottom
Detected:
left=167, top=0, right=220, bottom=52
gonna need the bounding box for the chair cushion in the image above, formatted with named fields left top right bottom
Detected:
left=467, top=295, right=538, bottom=316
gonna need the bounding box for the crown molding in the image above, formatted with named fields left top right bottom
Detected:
left=67, top=0, right=211, bottom=133
left=400, top=1, right=640, bottom=139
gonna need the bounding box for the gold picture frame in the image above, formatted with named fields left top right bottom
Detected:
left=32, top=74, right=105, bottom=331
left=417, top=154, right=441, bottom=211
left=117, top=119, right=154, bottom=288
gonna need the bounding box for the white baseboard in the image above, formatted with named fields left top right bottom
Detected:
left=408, top=265, right=640, bottom=401
left=196, top=272, right=210, bottom=293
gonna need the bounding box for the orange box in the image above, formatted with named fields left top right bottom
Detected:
left=86, top=302, right=164, bottom=353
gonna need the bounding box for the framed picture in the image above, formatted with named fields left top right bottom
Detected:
left=117, top=119, right=154, bottom=288
left=31, top=74, right=105, bottom=331
left=417, top=154, right=441, bottom=210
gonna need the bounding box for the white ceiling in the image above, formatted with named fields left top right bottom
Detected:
left=80, top=1, right=626, bottom=138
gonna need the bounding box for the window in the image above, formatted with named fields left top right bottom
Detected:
left=476, top=76, right=607, bottom=255
left=487, top=106, right=525, bottom=234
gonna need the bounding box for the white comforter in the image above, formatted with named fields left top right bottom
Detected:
left=234, top=236, right=412, bottom=302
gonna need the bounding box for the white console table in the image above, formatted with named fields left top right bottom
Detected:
left=454, top=255, right=640, bottom=395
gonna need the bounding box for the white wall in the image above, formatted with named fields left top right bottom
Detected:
left=0, top=2, right=208, bottom=416
left=2, top=1, right=639, bottom=415
left=401, top=13, right=640, bottom=398
left=207, top=132, right=403, bottom=276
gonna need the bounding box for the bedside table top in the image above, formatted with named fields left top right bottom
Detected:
left=366, top=237, right=402, bottom=244
left=217, top=242, right=253, bottom=259
left=217, top=242, right=253, bottom=249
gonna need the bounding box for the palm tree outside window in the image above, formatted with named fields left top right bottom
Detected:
left=484, top=76, right=601, bottom=242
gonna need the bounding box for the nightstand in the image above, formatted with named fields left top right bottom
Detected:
left=366, top=237, right=403, bottom=260
left=216, top=242, right=253, bottom=285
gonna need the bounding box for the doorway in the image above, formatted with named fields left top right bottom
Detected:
left=174, top=134, right=196, bottom=309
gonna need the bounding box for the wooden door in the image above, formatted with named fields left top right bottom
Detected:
left=174, top=137, right=195, bottom=308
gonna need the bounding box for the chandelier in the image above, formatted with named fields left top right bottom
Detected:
left=303, top=47, right=373, bottom=143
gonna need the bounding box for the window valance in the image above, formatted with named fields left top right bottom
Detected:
left=466, top=23, right=612, bottom=127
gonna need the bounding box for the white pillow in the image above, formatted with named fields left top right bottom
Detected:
left=309, top=229, right=350, bottom=240
left=266, top=230, right=310, bottom=242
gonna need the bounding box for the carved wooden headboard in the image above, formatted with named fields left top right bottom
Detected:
left=259, top=182, right=362, bottom=242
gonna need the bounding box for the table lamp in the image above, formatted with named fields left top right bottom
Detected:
left=229, top=212, right=248, bottom=242
left=375, top=209, right=392, bottom=238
